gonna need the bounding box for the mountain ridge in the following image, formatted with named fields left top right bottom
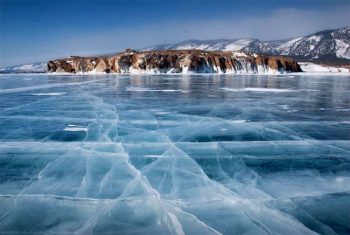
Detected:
left=144, top=26, right=350, bottom=64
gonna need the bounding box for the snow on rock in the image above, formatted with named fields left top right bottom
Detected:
left=223, top=39, right=255, bottom=51
left=276, top=37, right=303, bottom=54
left=335, top=39, right=350, bottom=59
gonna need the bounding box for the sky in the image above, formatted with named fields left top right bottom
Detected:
left=0, top=0, right=349, bottom=67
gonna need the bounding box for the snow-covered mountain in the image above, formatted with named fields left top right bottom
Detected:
left=0, top=62, right=47, bottom=73
left=145, top=26, right=350, bottom=63
left=143, top=38, right=278, bottom=55
left=272, top=27, right=350, bottom=61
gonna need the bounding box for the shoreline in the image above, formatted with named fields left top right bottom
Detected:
left=0, top=71, right=349, bottom=77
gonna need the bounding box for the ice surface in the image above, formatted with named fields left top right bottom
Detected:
left=0, top=74, right=350, bottom=234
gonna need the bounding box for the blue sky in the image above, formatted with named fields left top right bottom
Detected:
left=1, top=0, right=349, bottom=66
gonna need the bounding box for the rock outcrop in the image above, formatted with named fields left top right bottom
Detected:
left=47, top=49, right=302, bottom=74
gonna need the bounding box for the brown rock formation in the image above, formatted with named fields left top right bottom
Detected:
left=47, top=49, right=302, bottom=74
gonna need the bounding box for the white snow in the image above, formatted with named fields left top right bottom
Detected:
left=0, top=62, right=47, bottom=73
left=221, top=88, right=295, bottom=93
left=76, top=69, right=107, bottom=75
left=63, top=124, right=88, bottom=132
left=18, top=64, right=37, bottom=70
left=224, top=39, right=254, bottom=51
left=335, top=39, right=350, bottom=59
left=127, top=87, right=188, bottom=92
left=306, top=35, right=321, bottom=43
left=181, top=66, right=190, bottom=74
left=299, top=62, right=349, bottom=73
left=174, top=44, right=209, bottom=50
left=231, top=120, right=247, bottom=123
left=32, top=92, right=67, bottom=96
left=232, top=52, right=249, bottom=58
left=276, top=37, right=303, bottom=53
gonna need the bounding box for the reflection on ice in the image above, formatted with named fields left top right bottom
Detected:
left=0, top=74, right=350, bottom=234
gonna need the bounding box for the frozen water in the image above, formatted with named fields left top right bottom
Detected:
left=0, top=74, right=350, bottom=234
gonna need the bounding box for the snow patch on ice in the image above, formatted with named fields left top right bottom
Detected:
left=127, top=87, right=188, bottom=92
left=231, top=120, right=247, bottom=123
left=32, top=92, right=67, bottom=96
left=221, top=88, right=294, bottom=93
left=63, top=124, right=88, bottom=132
left=279, top=105, right=289, bottom=110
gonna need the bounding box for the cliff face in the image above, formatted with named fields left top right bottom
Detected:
left=47, top=49, right=302, bottom=74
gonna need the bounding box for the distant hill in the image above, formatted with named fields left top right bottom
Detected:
left=0, top=62, right=47, bottom=73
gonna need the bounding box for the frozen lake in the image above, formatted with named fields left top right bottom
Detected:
left=0, top=74, right=350, bottom=234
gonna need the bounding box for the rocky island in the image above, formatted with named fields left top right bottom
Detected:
left=47, top=49, right=302, bottom=74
